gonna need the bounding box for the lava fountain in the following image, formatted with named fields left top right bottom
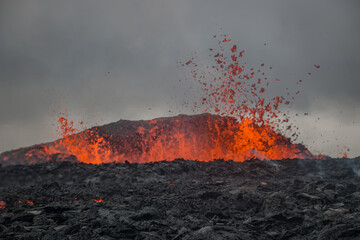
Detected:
left=0, top=34, right=321, bottom=165
left=0, top=113, right=315, bottom=165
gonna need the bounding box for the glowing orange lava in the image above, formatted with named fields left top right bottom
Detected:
left=40, top=110, right=113, bottom=164
left=39, top=112, right=313, bottom=164
left=0, top=201, right=5, bottom=209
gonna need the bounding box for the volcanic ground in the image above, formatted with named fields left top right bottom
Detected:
left=1, top=158, right=360, bottom=239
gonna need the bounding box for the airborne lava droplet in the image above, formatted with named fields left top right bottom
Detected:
left=231, top=45, right=237, bottom=53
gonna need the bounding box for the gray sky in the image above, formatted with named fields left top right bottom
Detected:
left=1, top=0, right=359, bottom=157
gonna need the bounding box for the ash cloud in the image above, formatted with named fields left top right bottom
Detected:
left=0, top=0, right=359, bottom=157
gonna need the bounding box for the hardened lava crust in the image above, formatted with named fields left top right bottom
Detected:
left=0, top=158, right=360, bottom=239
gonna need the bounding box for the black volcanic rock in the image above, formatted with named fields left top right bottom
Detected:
left=0, top=158, right=359, bottom=239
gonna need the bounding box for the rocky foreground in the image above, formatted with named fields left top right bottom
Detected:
left=0, top=158, right=360, bottom=239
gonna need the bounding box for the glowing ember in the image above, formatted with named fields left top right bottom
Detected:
left=92, top=198, right=103, bottom=203
left=0, top=201, right=5, bottom=209
left=26, top=199, right=34, bottom=206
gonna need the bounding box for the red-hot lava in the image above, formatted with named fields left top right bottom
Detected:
left=0, top=113, right=314, bottom=165
left=0, top=34, right=321, bottom=165
left=0, top=201, right=5, bottom=209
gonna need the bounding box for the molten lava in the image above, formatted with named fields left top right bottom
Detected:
left=0, top=113, right=314, bottom=165
left=0, top=201, right=5, bottom=209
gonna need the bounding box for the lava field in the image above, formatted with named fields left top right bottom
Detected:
left=1, top=158, right=360, bottom=239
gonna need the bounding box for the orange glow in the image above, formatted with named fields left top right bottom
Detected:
left=26, top=199, right=34, bottom=206
left=92, top=198, right=103, bottom=203
left=40, top=110, right=113, bottom=164
left=37, top=112, right=314, bottom=164
left=0, top=201, right=5, bottom=209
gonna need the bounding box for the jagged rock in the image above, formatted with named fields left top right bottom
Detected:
left=0, top=158, right=359, bottom=239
